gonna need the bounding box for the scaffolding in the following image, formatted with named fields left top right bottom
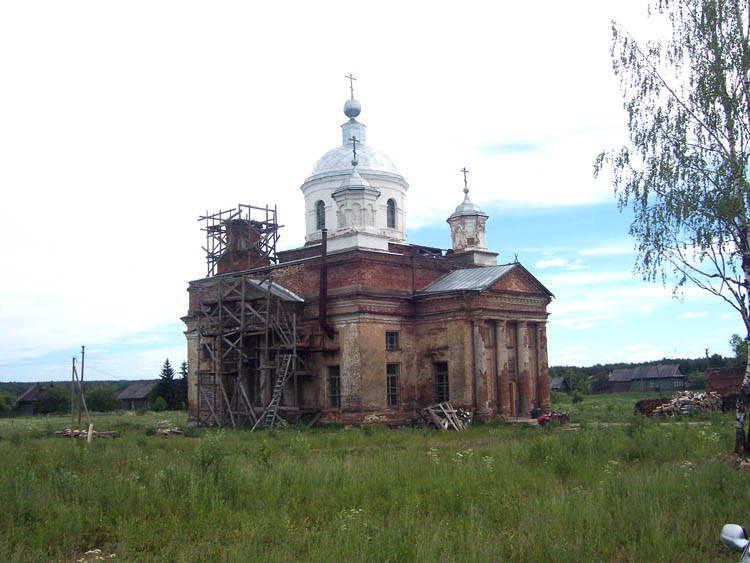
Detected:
left=193, top=204, right=308, bottom=429
left=199, top=204, right=281, bottom=278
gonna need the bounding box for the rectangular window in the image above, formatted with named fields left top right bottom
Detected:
left=328, top=365, right=341, bottom=408
left=485, top=322, right=495, bottom=347
left=386, top=363, right=400, bottom=407
left=386, top=331, right=400, bottom=351
left=434, top=362, right=449, bottom=403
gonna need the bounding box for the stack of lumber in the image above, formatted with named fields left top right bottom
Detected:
left=652, top=391, right=723, bottom=417
left=421, top=402, right=467, bottom=431
left=55, top=429, right=118, bottom=438
left=154, top=420, right=183, bottom=436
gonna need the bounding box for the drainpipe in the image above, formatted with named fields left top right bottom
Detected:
left=319, top=229, right=335, bottom=339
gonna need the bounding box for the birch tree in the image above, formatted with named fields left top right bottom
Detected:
left=595, top=0, right=750, bottom=452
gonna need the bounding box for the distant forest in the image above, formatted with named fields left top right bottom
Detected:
left=550, top=353, right=739, bottom=393
left=0, top=380, right=142, bottom=400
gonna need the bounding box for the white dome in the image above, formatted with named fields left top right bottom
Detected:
left=308, top=144, right=403, bottom=182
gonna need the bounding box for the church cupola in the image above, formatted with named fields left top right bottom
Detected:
left=332, top=137, right=381, bottom=235
left=300, top=75, right=409, bottom=251
left=447, top=168, right=497, bottom=266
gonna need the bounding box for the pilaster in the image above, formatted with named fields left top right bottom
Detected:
left=517, top=321, right=531, bottom=417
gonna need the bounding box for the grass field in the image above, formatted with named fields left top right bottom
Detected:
left=0, top=394, right=747, bottom=562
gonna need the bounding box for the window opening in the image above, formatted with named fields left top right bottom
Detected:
left=316, top=200, right=326, bottom=230
left=386, top=331, right=400, bottom=351
left=434, top=362, right=449, bottom=402
left=387, top=199, right=396, bottom=229
left=387, top=363, right=400, bottom=406
left=328, top=365, right=341, bottom=408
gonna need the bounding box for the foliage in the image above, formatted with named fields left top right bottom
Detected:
left=594, top=0, right=750, bottom=451
left=731, top=333, right=749, bottom=364
left=149, top=359, right=187, bottom=410
left=84, top=386, right=119, bottom=412
left=151, top=397, right=167, bottom=412
left=34, top=384, right=69, bottom=414
left=0, top=392, right=15, bottom=413
left=0, top=408, right=744, bottom=561
left=687, top=371, right=707, bottom=390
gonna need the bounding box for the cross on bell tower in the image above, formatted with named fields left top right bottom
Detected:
left=460, top=167, right=470, bottom=194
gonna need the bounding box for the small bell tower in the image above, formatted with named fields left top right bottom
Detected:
left=447, top=168, right=497, bottom=266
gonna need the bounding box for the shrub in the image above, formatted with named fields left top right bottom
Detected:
left=572, top=391, right=584, bottom=404
left=152, top=397, right=168, bottom=412
left=0, top=392, right=16, bottom=413
left=35, top=384, right=69, bottom=414
left=85, top=385, right=119, bottom=412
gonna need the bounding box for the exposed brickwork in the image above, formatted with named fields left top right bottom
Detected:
left=185, top=244, right=553, bottom=425
left=706, top=366, right=745, bottom=397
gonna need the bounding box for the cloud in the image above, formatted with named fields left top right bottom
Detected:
left=534, top=257, right=588, bottom=271
left=579, top=246, right=633, bottom=256
left=535, top=258, right=568, bottom=269
left=480, top=141, right=542, bottom=155
left=679, top=311, right=708, bottom=319
left=543, top=271, right=635, bottom=286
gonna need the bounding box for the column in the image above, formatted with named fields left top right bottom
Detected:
left=517, top=321, right=531, bottom=417
left=472, top=321, right=489, bottom=418
left=537, top=323, right=551, bottom=410
left=495, top=320, right=511, bottom=416
left=186, top=331, right=199, bottom=422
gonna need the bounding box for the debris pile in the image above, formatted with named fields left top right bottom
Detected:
left=154, top=420, right=183, bottom=436
left=709, top=453, right=750, bottom=471
left=651, top=391, right=723, bottom=417
left=634, top=397, right=672, bottom=417
left=420, top=402, right=468, bottom=431
left=55, top=429, right=118, bottom=439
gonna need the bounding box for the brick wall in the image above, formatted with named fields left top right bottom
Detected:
left=706, top=366, right=745, bottom=397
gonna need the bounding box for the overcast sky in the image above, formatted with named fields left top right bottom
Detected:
left=0, top=1, right=744, bottom=382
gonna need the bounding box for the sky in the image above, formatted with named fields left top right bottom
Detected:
left=0, top=1, right=745, bottom=382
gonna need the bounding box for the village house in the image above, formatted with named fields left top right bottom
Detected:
left=182, top=87, right=554, bottom=427
left=13, top=382, right=57, bottom=416
left=117, top=381, right=157, bottom=411
left=608, top=364, right=686, bottom=393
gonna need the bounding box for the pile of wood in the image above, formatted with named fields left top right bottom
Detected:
left=634, top=397, right=671, bottom=417
left=154, top=420, right=183, bottom=436
left=651, top=391, right=723, bottom=417
left=55, top=428, right=118, bottom=439
left=420, top=402, right=468, bottom=431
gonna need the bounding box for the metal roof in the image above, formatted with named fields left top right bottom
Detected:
left=609, top=364, right=684, bottom=382
left=421, top=264, right=516, bottom=294
left=247, top=279, right=303, bottom=302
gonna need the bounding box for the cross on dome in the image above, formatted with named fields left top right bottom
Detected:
left=345, top=73, right=357, bottom=99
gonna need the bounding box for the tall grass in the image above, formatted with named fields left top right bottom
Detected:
left=0, top=407, right=746, bottom=561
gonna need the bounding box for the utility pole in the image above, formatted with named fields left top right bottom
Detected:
left=705, top=348, right=710, bottom=370
left=78, top=345, right=85, bottom=427
left=71, top=357, right=76, bottom=427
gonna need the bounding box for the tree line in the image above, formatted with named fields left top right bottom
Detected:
left=0, top=358, right=187, bottom=414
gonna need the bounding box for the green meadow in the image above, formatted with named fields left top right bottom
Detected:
left=0, top=394, right=746, bottom=562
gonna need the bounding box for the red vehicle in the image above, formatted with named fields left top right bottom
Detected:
left=537, top=411, right=570, bottom=427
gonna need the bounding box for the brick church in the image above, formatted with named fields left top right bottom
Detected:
left=182, top=87, right=553, bottom=427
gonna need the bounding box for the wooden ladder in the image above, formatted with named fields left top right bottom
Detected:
left=252, top=354, right=293, bottom=431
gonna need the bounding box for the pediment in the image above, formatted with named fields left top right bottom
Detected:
left=488, top=265, right=553, bottom=297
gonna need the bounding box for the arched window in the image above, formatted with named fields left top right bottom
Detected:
left=387, top=199, right=396, bottom=229
left=316, top=200, right=326, bottom=230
